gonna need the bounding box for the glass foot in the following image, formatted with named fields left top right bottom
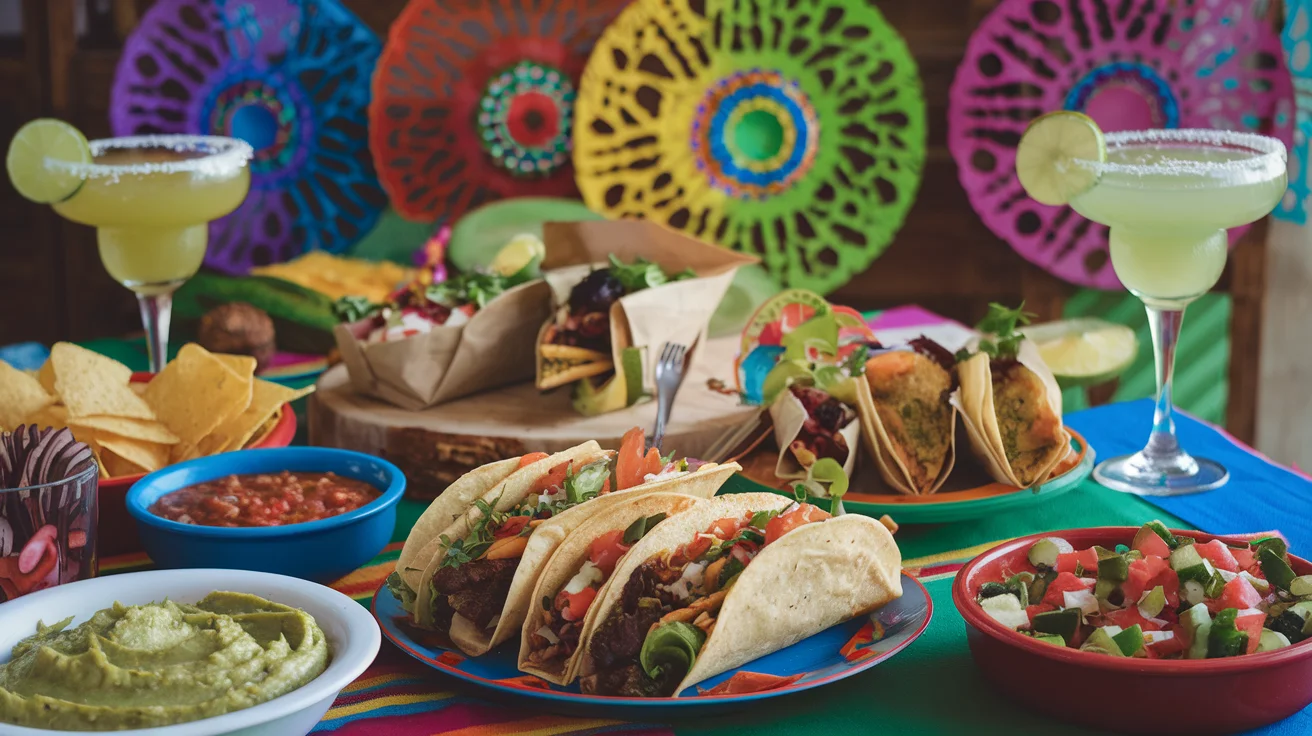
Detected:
left=1093, top=451, right=1229, bottom=497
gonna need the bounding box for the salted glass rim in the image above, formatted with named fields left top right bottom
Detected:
left=1073, top=128, right=1287, bottom=178
left=44, top=134, right=254, bottom=179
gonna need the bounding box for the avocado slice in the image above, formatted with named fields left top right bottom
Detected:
left=1137, top=585, right=1167, bottom=618
left=1290, top=575, right=1312, bottom=598
left=1096, top=546, right=1129, bottom=582
left=1260, top=547, right=1298, bottom=592
left=1180, top=603, right=1213, bottom=660
left=1031, top=607, right=1081, bottom=641
left=1113, top=624, right=1145, bottom=657
left=1032, top=633, right=1066, bottom=647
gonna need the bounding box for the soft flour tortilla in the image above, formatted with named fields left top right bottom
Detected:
left=396, top=456, right=524, bottom=592
left=853, top=357, right=957, bottom=496
left=576, top=493, right=903, bottom=697
left=517, top=491, right=705, bottom=685
left=420, top=454, right=739, bottom=657
left=767, top=387, right=860, bottom=482
left=950, top=340, right=1070, bottom=488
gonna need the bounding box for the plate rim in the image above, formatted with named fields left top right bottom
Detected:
left=372, top=571, right=932, bottom=708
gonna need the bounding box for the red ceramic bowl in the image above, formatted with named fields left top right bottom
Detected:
left=953, top=527, right=1312, bottom=735
left=97, top=373, right=298, bottom=558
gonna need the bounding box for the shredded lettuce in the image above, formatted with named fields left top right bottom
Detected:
left=386, top=572, right=417, bottom=611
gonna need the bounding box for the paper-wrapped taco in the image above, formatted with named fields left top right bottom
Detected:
left=519, top=491, right=704, bottom=685
left=769, top=384, right=860, bottom=481
left=535, top=221, right=756, bottom=412
left=855, top=338, right=958, bottom=495
left=334, top=233, right=552, bottom=410
left=389, top=428, right=739, bottom=656
left=949, top=304, right=1070, bottom=488
left=575, top=493, right=902, bottom=697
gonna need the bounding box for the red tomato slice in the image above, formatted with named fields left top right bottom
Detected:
left=764, top=503, right=831, bottom=545
left=1042, top=572, right=1095, bottom=607
left=1235, top=610, right=1266, bottom=655
left=1231, top=547, right=1257, bottom=573
left=683, top=534, right=713, bottom=560
left=559, top=586, right=598, bottom=622
left=589, top=529, right=629, bottom=576
left=495, top=516, right=531, bottom=538
left=616, top=427, right=648, bottom=490
left=1133, top=532, right=1172, bottom=559
left=529, top=461, right=571, bottom=495
left=518, top=452, right=549, bottom=468
left=1195, top=540, right=1240, bottom=572
left=1208, top=576, right=1262, bottom=614
left=641, top=447, right=664, bottom=480
left=1123, top=555, right=1174, bottom=605
left=1145, top=629, right=1186, bottom=658
left=707, top=516, right=746, bottom=540
left=1056, top=549, right=1100, bottom=575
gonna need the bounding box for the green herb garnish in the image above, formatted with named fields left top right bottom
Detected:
left=333, top=295, right=382, bottom=322
left=623, top=512, right=669, bottom=545
left=565, top=458, right=611, bottom=504
left=607, top=254, right=695, bottom=293
left=972, top=302, right=1035, bottom=360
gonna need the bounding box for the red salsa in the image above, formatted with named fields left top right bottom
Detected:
left=150, top=471, right=380, bottom=527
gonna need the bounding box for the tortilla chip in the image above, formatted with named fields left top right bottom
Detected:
left=143, top=344, right=252, bottom=445
left=170, top=441, right=203, bottom=464
left=24, top=404, right=68, bottom=431
left=99, top=447, right=148, bottom=478
left=96, top=434, right=169, bottom=474
left=68, top=415, right=180, bottom=445
left=130, top=383, right=148, bottom=397
left=0, top=360, right=56, bottom=429
left=210, top=379, right=312, bottom=454
left=35, top=360, right=56, bottom=394
left=50, top=343, right=154, bottom=420
left=215, top=353, right=258, bottom=381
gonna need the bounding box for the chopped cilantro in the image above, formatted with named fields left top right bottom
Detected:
left=607, top=254, right=695, bottom=293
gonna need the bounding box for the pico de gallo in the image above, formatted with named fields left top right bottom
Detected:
left=976, top=521, right=1312, bottom=659
left=149, top=471, right=380, bottom=527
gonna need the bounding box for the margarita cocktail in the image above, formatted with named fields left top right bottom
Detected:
left=1018, top=115, right=1287, bottom=495
left=6, top=121, right=252, bottom=371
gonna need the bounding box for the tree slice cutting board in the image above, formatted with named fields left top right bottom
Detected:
left=310, top=336, right=758, bottom=499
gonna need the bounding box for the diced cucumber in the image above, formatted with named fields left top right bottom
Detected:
left=1181, top=603, right=1213, bottom=660
left=1182, top=580, right=1206, bottom=606
left=1204, top=570, right=1227, bottom=599
left=1113, top=624, right=1145, bottom=656
left=1137, top=585, right=1167, bottom=618
left=1096, top=546, right=1129, bottom=582
left=1207, top=608, right=1246, bottom=658
left=1258, top=629, right=1292, bottom=652
left=1028, top=538, right=1064, bottom=569
left=1141, top=521, right=1179, bottom=548
left=1289, top=575, right=1312, bottom=598
left=1031, top=607, right=1081, bottom=641
left=978, top=582, right=1011, bottom=600
left=1260, top=547, right=1298, bottom=592
left=1080, top=627, right=1124, bottom=656
left=979, top=593, right=1030, bottom=630
left=1170, top=543, right=1203, bottom=571
left=1033, top=633, right=1066, bottom=647
left=1251, top=536, right=1289, bottom=560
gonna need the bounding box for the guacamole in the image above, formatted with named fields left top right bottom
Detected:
left=0, top=591, right=330, bottom=731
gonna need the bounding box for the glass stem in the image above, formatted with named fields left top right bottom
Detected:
left=1143, top=305, right=1184, bottom=460
left=136, top=291, right=174, bottom=374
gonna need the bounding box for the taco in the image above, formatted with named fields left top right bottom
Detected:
left=949, top=304, right=1070, bottom=488
left=398, top=429, right=739, bottom=657
left=519, top=491, right=704, bottom=684
left=769, top=384, right=860, bottom=482
left=855, top=337, right=958, bottom=495
left=575, top=493, right=902, bottom=697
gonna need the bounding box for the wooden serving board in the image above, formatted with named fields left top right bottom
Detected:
left=310, top=336, right=759, bottom=499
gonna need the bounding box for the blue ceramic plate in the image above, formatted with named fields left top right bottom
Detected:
left=372, top=571, right=931, bottom=717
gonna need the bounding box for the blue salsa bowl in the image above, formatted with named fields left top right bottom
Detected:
left=126, top=447, right=406, bottom=583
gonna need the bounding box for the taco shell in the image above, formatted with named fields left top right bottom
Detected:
left=950, top=339, right=1070, bottom=488
left=854, top=351, right=957, bottom=495
left=518, top=491, right=704, bottom=684
left=767, top=387, right=860, bottom=481
left=577, top=493, right=902, bottom=697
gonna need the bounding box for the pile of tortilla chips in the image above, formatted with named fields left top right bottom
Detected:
left=0, top=342, right=311, bottom=479
left=252, top=251, right=413, bottom=303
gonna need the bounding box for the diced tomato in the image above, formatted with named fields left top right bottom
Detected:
left=1195, top=540, right=1240, bottom=572
left=1104, top=606, right=1166, bottom=632
left=683, top=534, right=713, bottom=560
left=764, top=503, right=831, bottom=545
left=616, top=428, right=649, bottom=490
left=1235, top=610, right=1266, bottom=655
left=557, top=587, right=598, bottom=622
left=1145, top=629, right=1186, bottom=658
left=1042, top=572, right=1095, bottom=607
left=1208, top=576, right=1262, bottom=614
left=589, top=529, right=629, bottom=575
left=1026, top=603, right=1057, bottom=622
left=518, top=452, right=549, bottom=468
left=707, top=517, right=747, bottom=540
left=529, top=461, right=571, bottom=495
left=1231, top=546, right=1258, bottom=573
left=1123, top=555, right=1178, bottom=607
left=495, top=516, right=531, bottom=538
left=1056, top=549, right=1100, bottom=575
left=1133, top=531, right=1173, bottom=559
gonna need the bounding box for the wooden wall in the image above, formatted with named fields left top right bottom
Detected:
left=0, top=0, right=1273, bottom=445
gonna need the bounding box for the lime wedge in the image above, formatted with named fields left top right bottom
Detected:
left=490, top=233, right=545, bottom=278
left=1015, top=111, right=1106, bottom=206
left=6, top=119, right=90, bottom=204
left=1026, top=318, right=1138, bottom=387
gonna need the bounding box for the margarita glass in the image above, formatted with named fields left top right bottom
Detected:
left=7, top=121, right=252, bottom=372
left=1058, top=126, right=1286, bottom=495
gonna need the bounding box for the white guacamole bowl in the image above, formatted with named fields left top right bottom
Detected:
left=0, top=568, right=380, bottom=735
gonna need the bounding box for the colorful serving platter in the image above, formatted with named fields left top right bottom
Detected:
left=372, top=571, right=931, bottom=717
left=728, top=431, right=1094, bottom=525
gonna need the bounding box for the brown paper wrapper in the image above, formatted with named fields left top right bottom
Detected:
left=767, top=387, right=860, bottom=481
left=535, top=220, right=757, bottom=397
left=334, top=279, right=553, bottom=410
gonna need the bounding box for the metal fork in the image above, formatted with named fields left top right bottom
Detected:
left=650, top=342, right=689, bottom=451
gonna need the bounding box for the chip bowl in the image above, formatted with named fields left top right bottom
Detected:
left=0, top=568, right=380, bottom=736
left=97, top=373, right=298, bottom=558
left=953, top=527, right=1312, bottom=735
left=126, top=447, right=404, bottom=583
